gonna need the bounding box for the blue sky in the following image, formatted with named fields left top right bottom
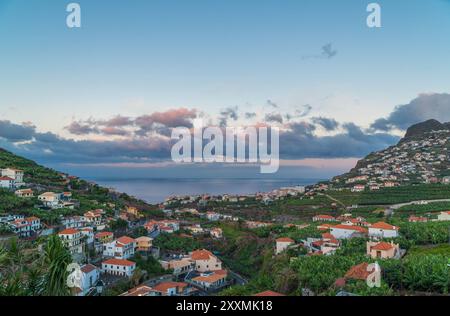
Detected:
left=1, top=0, right=450, bottom=178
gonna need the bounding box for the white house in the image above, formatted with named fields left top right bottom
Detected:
left=368, top=222, right=399, bottom=238
left=275, top=237, right=295, bottom=255
left=210, top=228, right=223, bottom=239
left=38, top=192, right=62, bottom=208
left=351, top=185, right=365, bottom=192
left=205, top=212, right=221, bottom=221
left=75, top=264, right=100, bottom=296
left=437, top=211, right=450, bottom=221
left=103, top=236, right=136, bottom=259
left=191, top=270, right=228, bottom=290
left=1, top=168, right=24, bottom=187
left=312, top=215, right=336, bottom=222
left=58, top=228, right=84, bottom=256
left=102, top=258, right=136, bottom=277
left=152, top=281, right=189, bottom=296
left=62, top=216, right=87, bottom=229
left=330, top=224, right=368, bottom=239
left=80, top=227, right=95, bottom=245
left=0, top=176, right=15, bottom=189
left=9, top=216, right=40, bottom=238
left=14, top=188, right=33, bottom=198
left=160, top=257, right=195, bottom=275
left=189, top=249, right=222, bottom=272
left=84, top=210, right=103, bottom=226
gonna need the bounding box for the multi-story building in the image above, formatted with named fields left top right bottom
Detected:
left=103, top=236, right=136, bottom=259
left=0, top=176, right=15, bottom=189
left=1, top=168, right=24, bottom=187
left=101, top=258, right=136, bottom=277
left=135, top=236, right=152, bottom=252
left=189, top=249, right=222, bottom=272
left=58, top=228, right=84, bottom=256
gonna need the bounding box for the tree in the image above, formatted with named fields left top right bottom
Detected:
left=42, top=235, right=72, bottom=296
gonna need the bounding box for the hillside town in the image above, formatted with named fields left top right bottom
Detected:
left=331, top=129, right=450, bottom=192
left=1, top=124, right=450, bottom=297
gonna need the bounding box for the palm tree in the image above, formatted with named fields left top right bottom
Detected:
left=25, top=265, right=45, bottom=296
left=0, top=272, right=25, bottom=296
left=42, top=235, right=72, bottom=296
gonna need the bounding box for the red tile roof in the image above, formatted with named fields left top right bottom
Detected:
left=345, top=262, right=373, bottom=280
left=58, top=228, right=79, bottom=235
left=332, top=224, right=368, bottom=233
left=276, top=237, right=294, bottom=243
left=370, top=242, right=394, bottom=251
left=191, top=249, right=214, bottom=260
left=121, top=285, right=154, bottom=296
left=322, top=233, right=335, bottom=240
left=153, top=282, right=187, bottom=293
left=192, top=271, right=228, bottom=283
left=95, top=231, right=113, bottom=238
left=81, top=264, right=98, bottom=273
left=370, top=222, right=398, bottom=230
left=102, top=258, right=136, bottom=267
left=116, top=236, right=135, bottom=245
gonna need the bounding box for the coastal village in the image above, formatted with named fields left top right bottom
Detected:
left=0, top=123, right=450, bottom=296
left=331, top=129, right=450, bottom=192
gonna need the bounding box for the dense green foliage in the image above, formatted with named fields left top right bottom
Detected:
left=0, top=236, right=72, bottom=296
left=328, top=185, right=450, bottom=206
left=132, top=253, right=167, bottom=277
left=153, top=233, right=201, bottom=252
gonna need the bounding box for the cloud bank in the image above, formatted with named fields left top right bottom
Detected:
left=2, top=93, right=448, bottom=166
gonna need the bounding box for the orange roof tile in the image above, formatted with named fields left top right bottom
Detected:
left=191, top=249, right=214, bottom=260
left=276, top=237, right=294, bottom=243
left=345, top=262, right=373, bottom=280
left=370, top=222, right=398, bottom=230
left=116, top=236, right=135, bottom=245
left=153, top=282, right=187, bottom=293
left=370, top=242, right=394, bottom=251
left=332, top=224, right=368, bottom=233
left=80, top=264, right=98, bottom=273
left=192, top=272, right=227, bottom=283
left=95, top=231, right=113, bottom=238
left=58, top=228, right=79, bottom=235
left=102, top=258, right=135, bottom=267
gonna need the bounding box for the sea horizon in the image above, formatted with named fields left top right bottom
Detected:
left=87, top=177, right=323, bottom=204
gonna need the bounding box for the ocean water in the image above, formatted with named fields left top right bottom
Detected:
left=90, top=178, right=320, bottom=204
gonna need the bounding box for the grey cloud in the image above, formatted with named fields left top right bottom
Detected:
left=294, top=104, right=312, bottom=118
left=279, top=121, right=398, bottom=159
left=245, top=112, right=257, bottom=119
left=0, top=120, right=36, bottom=142
left=311, top=117, right=339, bottom=131
left=65, top=108, right=197, bottom=137
left=370, top=93, right=450, bottom=131
left=102, top=115, right=133, bottom=127
left=0, top=109, right=400, bottom=166
left=65, top=121, right=99, bottom=135
left=219, top=106, right=239, bottom=127
left=265, top=113, right=284, bottom=124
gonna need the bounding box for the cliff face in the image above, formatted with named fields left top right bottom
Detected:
left=403, top=119, right=450, bottom=140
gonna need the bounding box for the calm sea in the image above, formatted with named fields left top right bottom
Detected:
left=89, top=178, right=320, bottom=204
